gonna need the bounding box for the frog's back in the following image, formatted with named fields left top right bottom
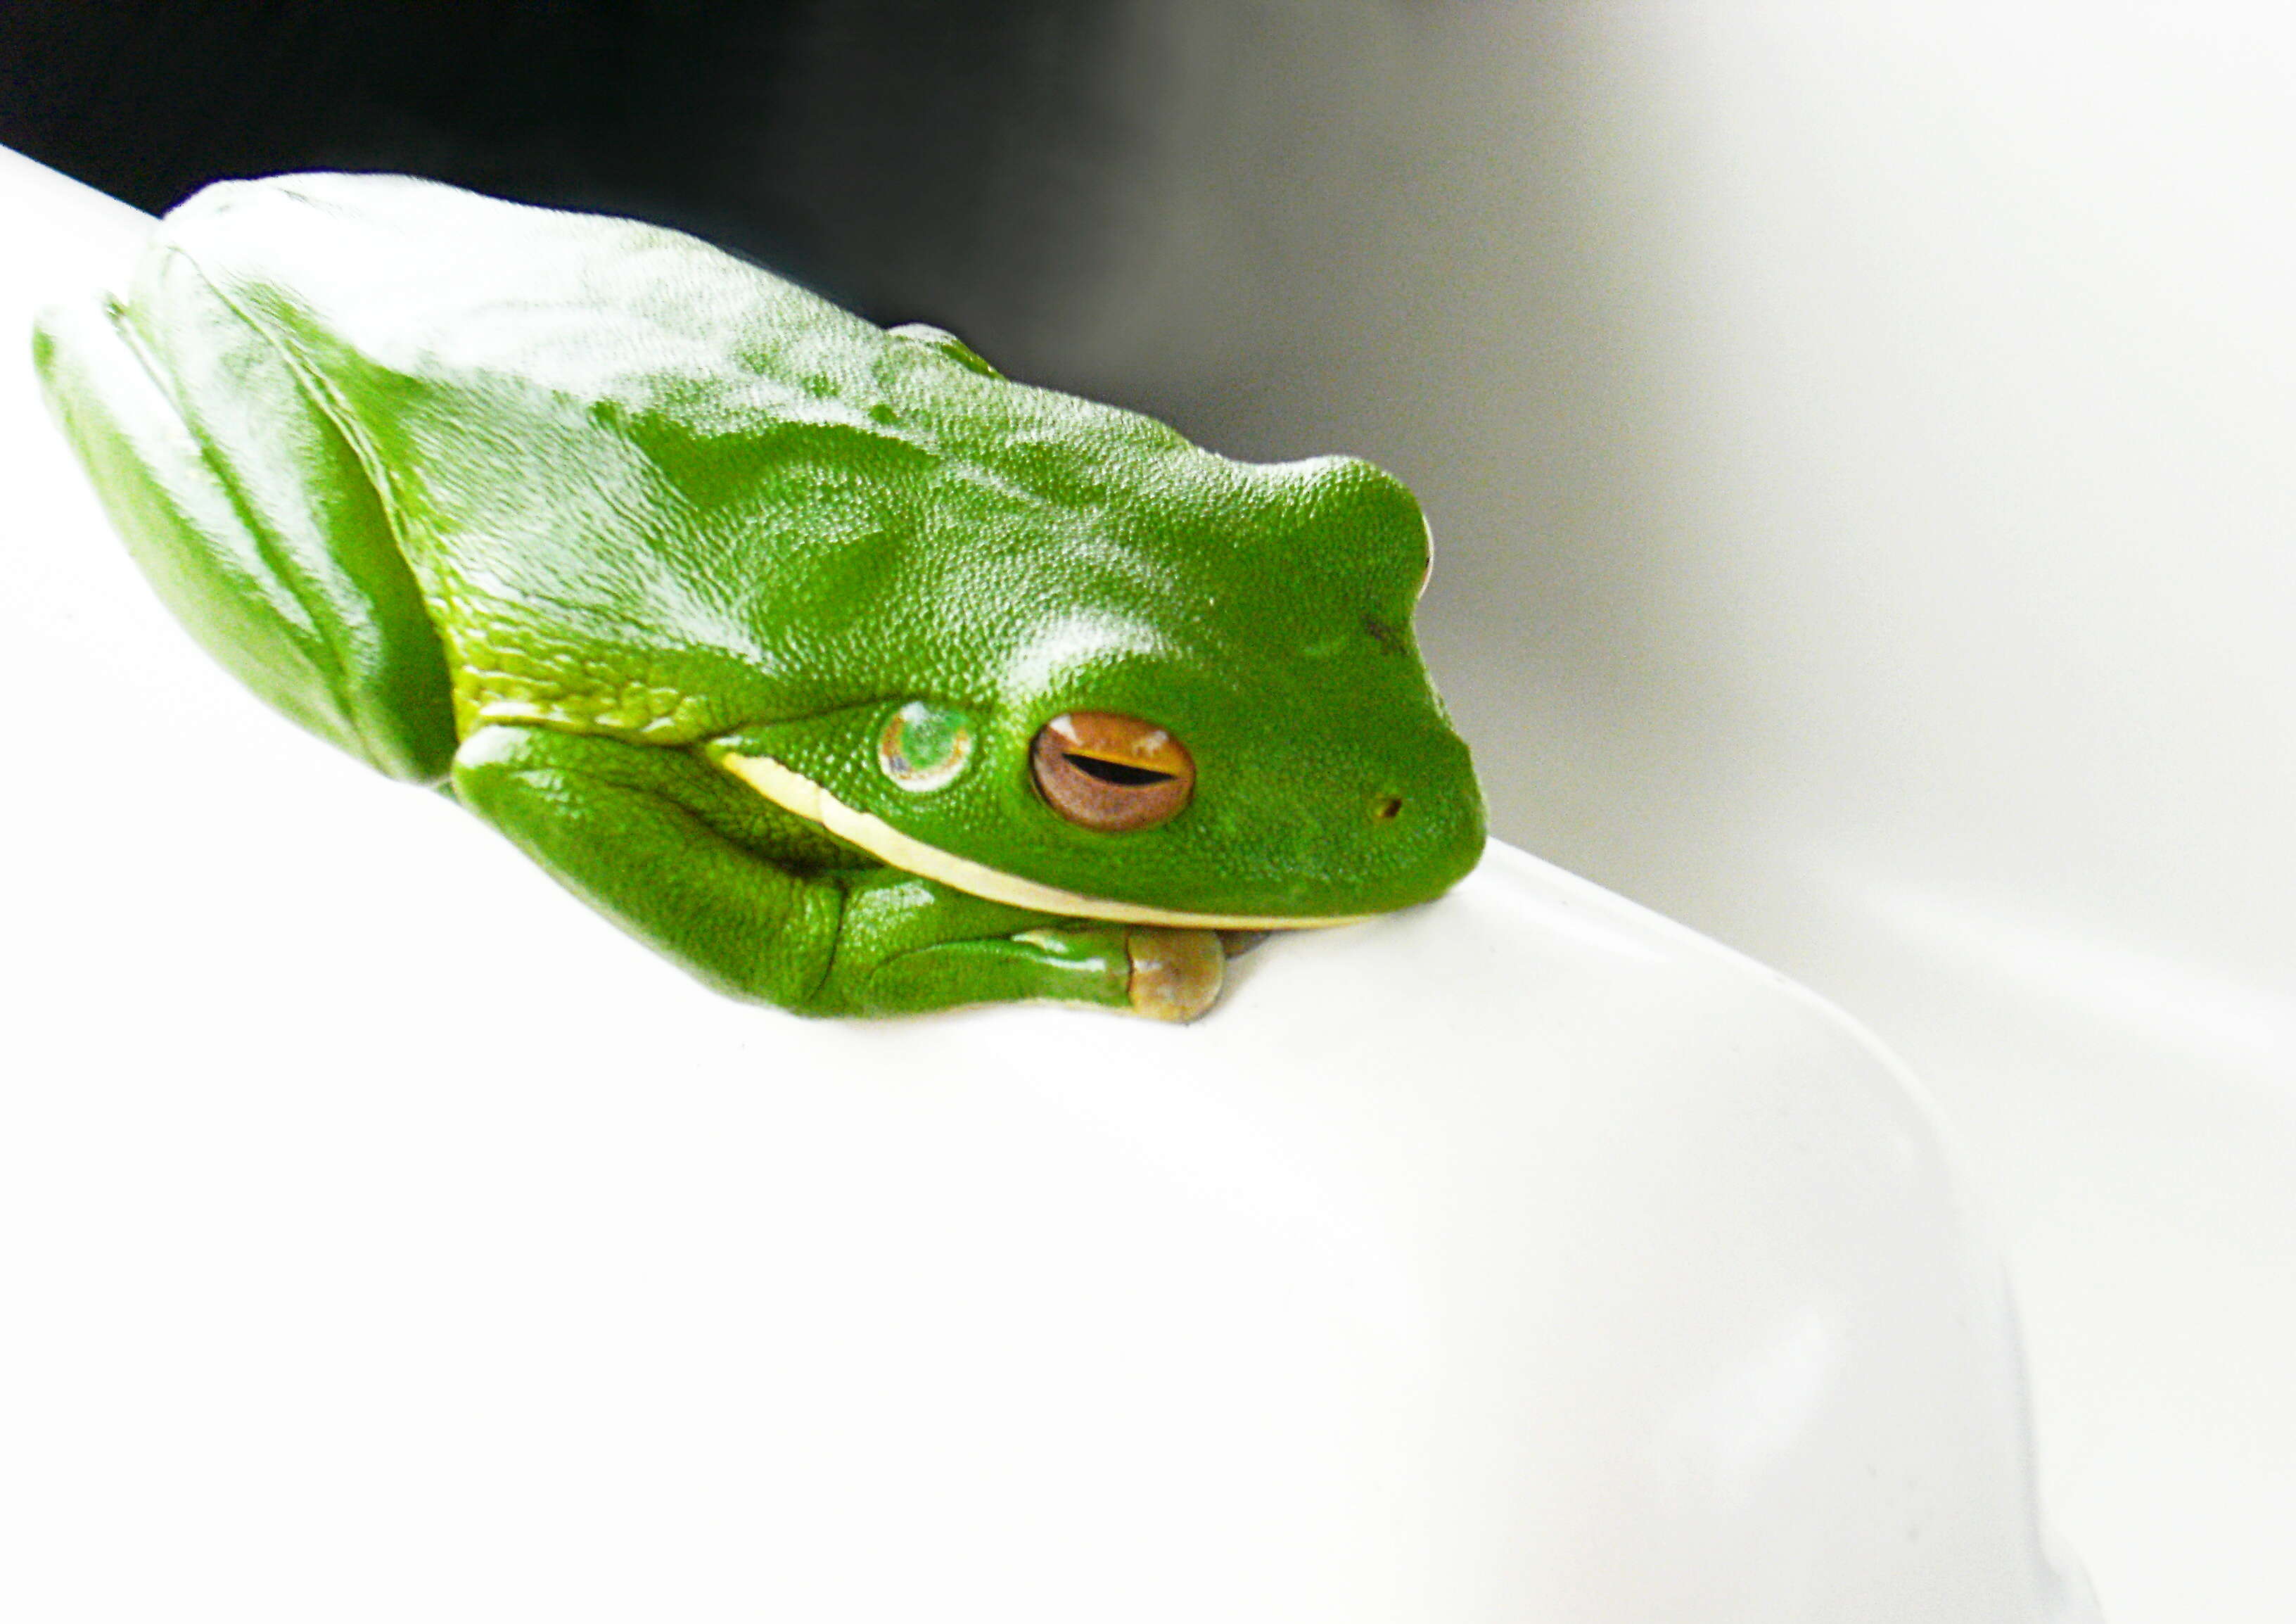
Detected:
left=153, top=173, right=959, bottom=744
left=141, top=176, right=1426, bottom=764
left=146, top=175, right=1227, bottom=748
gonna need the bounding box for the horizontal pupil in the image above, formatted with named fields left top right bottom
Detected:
left=1065, top=753, right=1175, bottom=787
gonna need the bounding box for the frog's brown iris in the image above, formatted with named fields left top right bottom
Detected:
left=1031, top=712, right=1194, bottom=832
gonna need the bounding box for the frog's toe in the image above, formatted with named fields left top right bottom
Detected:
left=1125, top=927, right=1225, bottom=1022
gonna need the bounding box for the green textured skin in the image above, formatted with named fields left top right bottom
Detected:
left=32, top=172, right=1484, bottom=1018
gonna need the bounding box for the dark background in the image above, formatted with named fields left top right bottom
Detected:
left=0, top=0, right=1143, bottom=326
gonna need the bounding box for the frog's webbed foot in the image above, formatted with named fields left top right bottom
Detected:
left=852, top=904, right=1228, bottom=1022
left=996, top=922, right=1225, bottom=1022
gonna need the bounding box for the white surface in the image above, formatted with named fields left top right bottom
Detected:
left=943, top=7, right=2295, bottom=1620
left=0, top=148, right=2096, bottom=1621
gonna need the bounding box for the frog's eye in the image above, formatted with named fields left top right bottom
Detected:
left=1031, top=712, right=1194, bottom=832
left=879, top=700, right=974, bottom=792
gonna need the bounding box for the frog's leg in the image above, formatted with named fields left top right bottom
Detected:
left=32, top=260, right=456, bottom=783
left=450, top=725, right=1225, bottom=1020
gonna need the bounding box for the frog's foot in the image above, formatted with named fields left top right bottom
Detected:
left=1125, top=927, right=1225, bottom=1023
left=1000, top=921, right=1223, bottom=1022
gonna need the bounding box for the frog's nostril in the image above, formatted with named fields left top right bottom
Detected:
left=1374, top=795, right=1404, bottom=823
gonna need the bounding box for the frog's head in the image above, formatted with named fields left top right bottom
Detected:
left=713, top=440, right=1484, bottom=930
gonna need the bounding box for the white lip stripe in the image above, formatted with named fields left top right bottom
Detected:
left=718, top=753, right=1374, bottom=932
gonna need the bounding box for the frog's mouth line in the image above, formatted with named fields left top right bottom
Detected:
left=718, top=753, right=1375, bottom=932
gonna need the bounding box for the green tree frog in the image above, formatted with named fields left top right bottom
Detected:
left=33, top=173, right=1482, bottom=1020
